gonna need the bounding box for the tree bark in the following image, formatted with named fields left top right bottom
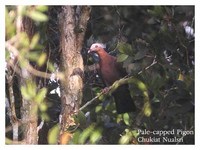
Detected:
left=18, top=15, right=38, bottom=144
left=58, top=6, right=91, bottom=143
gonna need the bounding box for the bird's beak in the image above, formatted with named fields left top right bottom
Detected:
left=88, top=49, right=92, bottom=53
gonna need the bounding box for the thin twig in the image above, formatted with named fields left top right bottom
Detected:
left=5, top=41, right=65, bottom=80
left=79, top=93, right=104, bottom=111
left=138, top=55, right=157, bottom=75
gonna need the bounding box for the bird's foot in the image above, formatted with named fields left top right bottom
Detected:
left=102, top=87, right=110, bottom=94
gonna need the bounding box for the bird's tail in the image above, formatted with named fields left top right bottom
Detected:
left=112, top=84, right=136, bottom=114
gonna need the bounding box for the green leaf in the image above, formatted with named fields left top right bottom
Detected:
left=21, top=86, right=32, bottom=100
left=123, top=113, right=130, bottom=126
left=20, top=80, right=37, bottom=100
left=72, top=130, right=81, bottom=144
left=138, top=81, right=147, bottom=91
left=76, top=111, right=87, bottom=127
left=134, top=50, right=147, bottom=60
left=26, top=51, right=40, bottom=61
left=30, top=33, right=40, bottom=49
left=95, top=105, right=102, bottom=113
left=27, top=81, right=37, bottom=98
left=90, top=128, right=102, bottom=144
left=37, top=53, right=47, bottom=66
left=98, top=93, right=106, bottom=101
left=39, top=103, right=48, bottom=112
left=35, top=6, right=48, bottom=12
left=28, top=11, right=48, bottom=22
left=41, top=112, right=50, bottom=121
left=48, top=124, right=59, bottom=144
left=19, top=32, right=30, bottom=48
left=5, top=8, right=16, bottom=38
left=47, top=62, right=55, bottom=72
left=79, top=124, right=95, bottom=144
left=35, top=88, right=47, bottom=104
left=117, top=42, right=133, bottom=55
left=131, top=129, right=140, bottom=138
left=117, top=54, right=129, bottom=62
left=143, top=102, right=152, bottom=117
left=116, top=114, right=123, bottom=123
left=18, top=6, right=26, bottom=16
left=119, top=130, right=132, bottom=144
left=5, top=138, right=13, bottom=144
left=5, top=50, right=10, bottom=61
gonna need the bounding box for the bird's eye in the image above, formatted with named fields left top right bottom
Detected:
left=95, top=45, right=98, bottom=48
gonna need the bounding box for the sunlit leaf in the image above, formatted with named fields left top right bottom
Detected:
left=21, top=86, right=32, bottom=100
left=131, top=129, right=140, bottom=138
left=79, top=124, right=95, bottom=144
left=119, top=131, right=132, bottom=144
left=20, top=80, right=37, bottom=100
left=90, top=128, right=102, bottom=144
left=26, top=51, right=40, bottom=61
left=19, top=32, right=30, bottom=48
left=123, top=113, right=130, bottom=126
left=5, top=8, right=16, bottom=38
left=39, top=103, right=48, bottom=112
left=28, top=11, right=48, bottom=22
left=128, top=77, right=152, bottom=117
left=47, top=62, right=55, bottom=72
left=117, top=54, right=129, bottom=62
left=35, top=5, right=48, bottom=12
left=35, top=88, right=47, bottom=104
left=37, top=53, right=47, bottom=66
left=18, top=6, right=26, bottom=16
left=41, top=112, right=50, bottom=121
left=98, top=93, right=106, bottom=101
left=5, top=138, right=13, bottom=144
left=72, top=130, right=81, bottom=144
left=27, top=80, right=37, bottom=98
left=143, top=102, right=152, bottom=117
left=178, top=73, right=184, bottom=81
left=95, top=105, right=102, bottom=113
left=138, top=81, right=147, bottom=91
left=30, top=33, right=40, bottom=49
left=48, top=124, right=59, bottom=144
left=116, top=114, right=122, bottom=123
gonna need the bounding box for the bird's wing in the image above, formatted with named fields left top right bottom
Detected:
left=115, top=60, right=127, bottom=77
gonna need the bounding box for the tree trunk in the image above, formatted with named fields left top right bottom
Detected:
left=18, top=15, right=38, bottom=144
left=58, top=6, right=90, bottom=143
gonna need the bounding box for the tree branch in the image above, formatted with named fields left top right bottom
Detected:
left=5, top=41, right=65, bottom=80
left=6, top=67, right=19, bottom=141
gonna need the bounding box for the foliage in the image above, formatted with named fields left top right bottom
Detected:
left=5, top=6, right=194, bottom=144
left=84, top=6, right=194, bottom=144
left=5, top=5, right=50, bottom=143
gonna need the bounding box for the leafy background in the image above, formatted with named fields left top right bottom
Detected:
left=5, top=6, right=194, bottom=144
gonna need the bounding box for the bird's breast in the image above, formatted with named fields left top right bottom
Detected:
left=100, top=63, right=121, bottom=86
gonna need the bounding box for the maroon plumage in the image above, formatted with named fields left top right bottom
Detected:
left=88, top=43, right=136, bottom=114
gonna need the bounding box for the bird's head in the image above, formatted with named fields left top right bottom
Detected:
left=88, top=43, right=106, bottom=54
